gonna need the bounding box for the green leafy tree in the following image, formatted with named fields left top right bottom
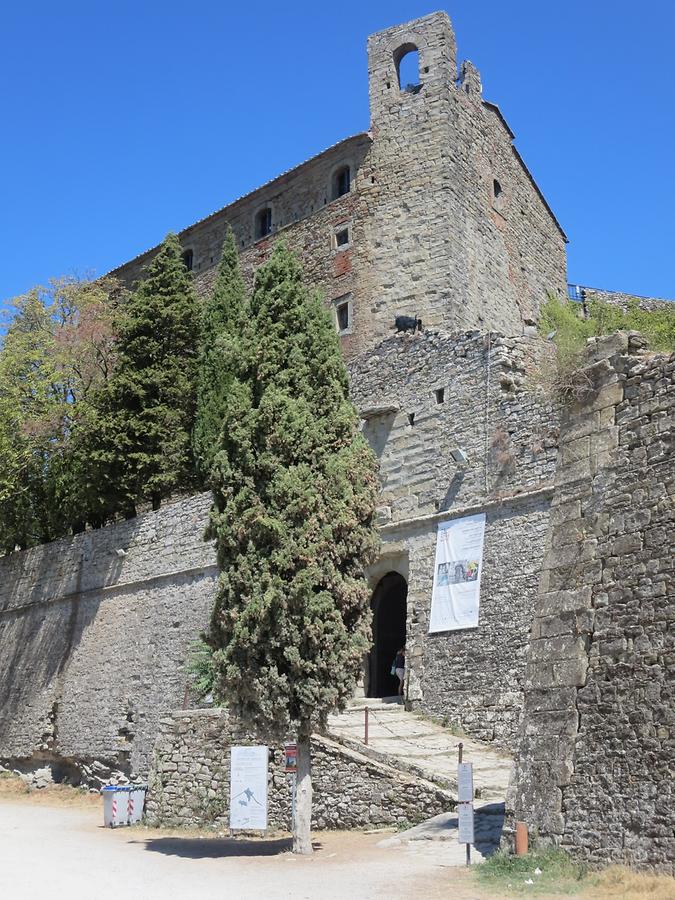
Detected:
left=206, top=243, right=380, bottom=854
left=101, top=233, right=200, bottom=514
left=193, top=226, right=248, bottom=483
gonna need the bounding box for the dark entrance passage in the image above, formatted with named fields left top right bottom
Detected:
left=367, top=572, right=407, bottom=698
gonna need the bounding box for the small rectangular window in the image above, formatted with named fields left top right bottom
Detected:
left=336, top=228, right=349, bottom=247
left=337, top=302, right=350, bottom=332
left=435, top=388, right=445, bottom=404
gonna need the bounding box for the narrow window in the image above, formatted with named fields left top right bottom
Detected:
left=334, top=226, right=350, bottom=248
left=336, top=301, right=350, bottom=332
left=332, top=166, right=351, bottom=199
left=407, top=412, right=415, bottom=426
left=493, top=179, right=503, bottom=201
left=435, top=388, right=445, bottom=404
left=181, top=249, right=193, bottom=271
left=255, top=207, right=272, bottom=239
left=395, top=44, right=421, bottom=93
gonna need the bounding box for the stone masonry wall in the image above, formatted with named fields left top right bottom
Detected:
left=350, top=330, right=559, bottom=746
left=0, top=494, right=217, bottom=778
left=506, top=333, right=674, bottom=872
left=145, top=709, right=452, bottom=830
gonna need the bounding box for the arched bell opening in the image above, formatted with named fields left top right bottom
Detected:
left=367, top=571, right=407, bottom=698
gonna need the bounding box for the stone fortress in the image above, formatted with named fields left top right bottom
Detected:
left=0, top=12, right=672, bottom=872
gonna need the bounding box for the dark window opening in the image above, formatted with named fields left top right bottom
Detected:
left=335, top=227, right=349, bottom=247
left=255, top=207, right=272, bottom=239
left=395, top=44, right=421, bottom=93
left=181, top=249, right=193, bottom=271
left=332, top=166, right=351, bottom=199
left=493, top=179, right=503, bottom=200
left=407, top=412, right=415, bottom=426
left=336, top=301, right=350, bottom=332
left=435, top=388, right=445, bottom=404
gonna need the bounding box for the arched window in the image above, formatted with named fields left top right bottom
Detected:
left=331, top=165, right=351, bottom=200
left=394, top=43, right=421, bottom=93
left=255, top=207, right=272, bottom=239
left=181, top=249, right=193, bottom=271
left=493, top=179, right=504, bottom=211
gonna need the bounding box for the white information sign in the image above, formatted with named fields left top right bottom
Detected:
left=429, top=513, right=486, bottom=633
left=457, top=802, right=475, bottom=844
left=457, top=762, right=474, bottom=803
left=230, top=745, right=268, bottom=831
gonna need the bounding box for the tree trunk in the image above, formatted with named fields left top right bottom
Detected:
left=293, top=724, right=313, bottom=855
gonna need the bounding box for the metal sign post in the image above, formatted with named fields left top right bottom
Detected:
left=457, top=742, right=474, bottom=866
left=284, top=743, right=298, bottom=833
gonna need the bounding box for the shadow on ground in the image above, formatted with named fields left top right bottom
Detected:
left=135, top=836, right=326, bottom=859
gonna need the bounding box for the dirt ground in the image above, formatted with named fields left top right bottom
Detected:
left=0, top=782, right=672, bottom=900
left=0, top=787, right=483, bottom=900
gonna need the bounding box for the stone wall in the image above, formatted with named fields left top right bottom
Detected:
left=506, top=333, right=674, bottom=872
left=351, top=330, right=559, bottom=746
left=569, top=284, right=674, bottom=311
left=110, top=13, right=567, bottom=360
left=0, top=494, right=217, bottom=778
left=145, top=709, right=452, bottom=830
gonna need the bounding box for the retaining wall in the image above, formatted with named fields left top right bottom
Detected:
left=145, top=708, right=452, bottom=830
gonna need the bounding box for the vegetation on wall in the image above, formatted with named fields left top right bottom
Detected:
left=540, top=295, right=675, bottom=359
left=204, top=243, right=380, bottom=854
left=537, top=294, right=675, bottom=399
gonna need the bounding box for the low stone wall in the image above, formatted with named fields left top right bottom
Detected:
left=506, top=334, right=674, bottom=873
left=146, top=709, right=452, bottom=830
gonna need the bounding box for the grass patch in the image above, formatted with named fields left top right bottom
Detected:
left=588, top=866, right=675, bottom=900
left=475, top=847, right=589, bottom=895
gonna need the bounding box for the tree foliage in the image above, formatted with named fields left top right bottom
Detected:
left=205, top=243, right=380, bottom=852
left=0, top=277, right=120, bottom=551
left=193, top=227, right=248, bottom=483
left=96, top=233, right=201, bottom=514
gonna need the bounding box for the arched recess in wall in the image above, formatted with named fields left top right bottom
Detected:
left=367, top=571, right=407, bottom=698
left=181, top=249, right=194, bottom=271
left=331, top=165, right=351, bottom=200
left=394, top=43, right=421, bottom=93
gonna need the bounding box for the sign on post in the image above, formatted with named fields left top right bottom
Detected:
left=284, top=743, right=298, bottom=773
left=457, top=762, right=473, bottom=802
left=230, top=745, right=268, bottom=831
left=457, top=751, right=474, bottom=863
left=457, top=802, right=475, bottom=844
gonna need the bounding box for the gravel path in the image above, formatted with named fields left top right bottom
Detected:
left=0, top=799, right=486, bottom=900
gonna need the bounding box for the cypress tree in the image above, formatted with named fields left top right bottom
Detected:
left=207, top=243, right=380, bottom=854
left=103, top=233, right=200, bottom=514
left=193, top=226, right=248, bottom=483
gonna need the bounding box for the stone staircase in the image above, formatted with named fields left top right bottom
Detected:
left=326, top=697, right=512, bottom=804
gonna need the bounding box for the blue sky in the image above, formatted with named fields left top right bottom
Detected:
left=1, top=1, right=674, bottom=308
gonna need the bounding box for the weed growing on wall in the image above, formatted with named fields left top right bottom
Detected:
left=537, top=294, right=675, bottom=400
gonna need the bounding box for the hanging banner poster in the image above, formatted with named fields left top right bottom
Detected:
left=230, top=745, right=268, bottom=831
left=428, top=513, right=486, bottom=633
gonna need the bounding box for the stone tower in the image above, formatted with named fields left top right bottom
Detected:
left=361, top=12, right=566, bottom=340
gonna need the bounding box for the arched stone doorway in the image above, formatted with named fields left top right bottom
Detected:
left=367, top=572, right=407, bottom=698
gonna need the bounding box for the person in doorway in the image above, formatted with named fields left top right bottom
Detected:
left=394, top=646, right=405, bottom=697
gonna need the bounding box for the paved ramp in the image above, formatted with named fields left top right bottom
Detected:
left=327, top=699, right=512, bottom=804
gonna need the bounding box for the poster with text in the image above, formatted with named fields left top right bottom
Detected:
left=230, top=745, right=268, bottom=830
left=428, top=513, right=486, bottom=633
